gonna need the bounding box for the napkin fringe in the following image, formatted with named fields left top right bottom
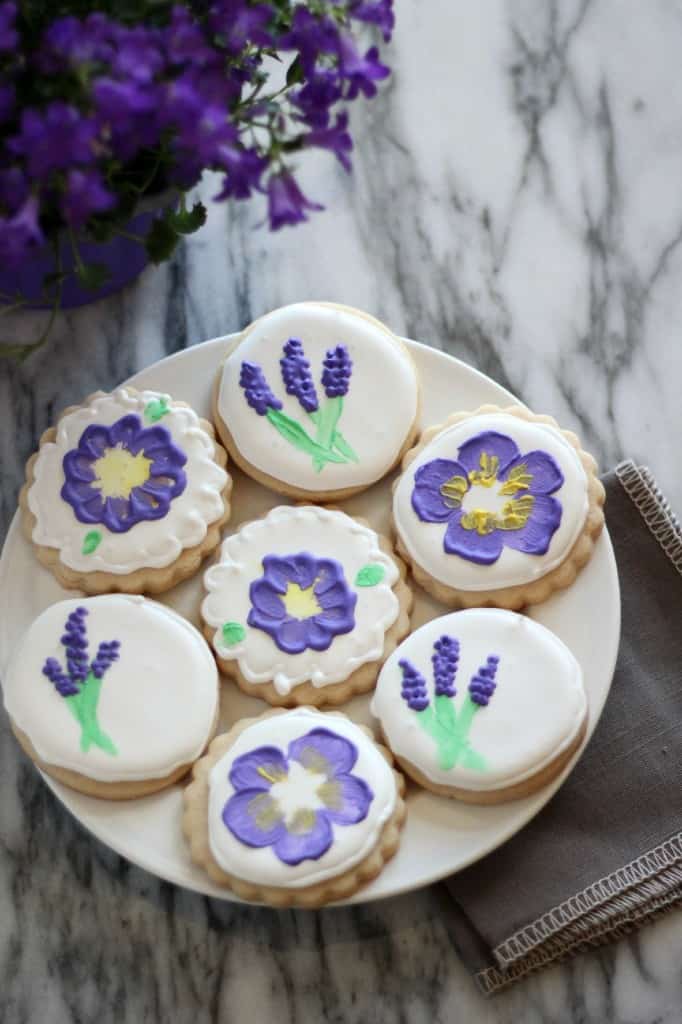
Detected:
left=615, top=461, right=682, bottom=573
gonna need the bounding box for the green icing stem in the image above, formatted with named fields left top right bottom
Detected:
left=416, top=695, right=485, bottom=772
left=65, top=672, right=118, bottom=756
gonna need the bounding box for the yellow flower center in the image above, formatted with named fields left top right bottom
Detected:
left=92, top=445, right=152, bottom=500
left=439, top=452, right=535, bottom=535
left=282, top=580, right=321, bottom=619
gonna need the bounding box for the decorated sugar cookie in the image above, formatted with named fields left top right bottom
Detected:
left=3, top=596, right=219, bottom=799
left=20, top=387, right=231, bottom=594
left=392, top=405, right=605, bottom=609
left=212, top=302, right=420, bottom=500
left=183, top=708, right=406, bottom=906
left=371, top=608, right=588, bottom=804
left=201, top=505, right=412, bottom=706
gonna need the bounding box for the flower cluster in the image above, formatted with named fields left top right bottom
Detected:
left=432, top=636, right=459, bottom=698
left=42, top=606, right=121, bottom=698
left=0, top=1, right=394, bottom=281
left=399, top=659, right=429, bottom=712
left=239, top=361, right=283, bottom=416
left=280, top=338, right=319, bottom=413
left=468, top=656, right=499, bottom=707
left=321, top=345, right=353, bottom=397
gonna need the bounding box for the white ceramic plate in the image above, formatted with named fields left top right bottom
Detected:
left=0, top=336, right=620, bottom=903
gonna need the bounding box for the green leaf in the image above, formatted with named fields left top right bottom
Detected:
left=460, top=747, right=487, bottom=772
left=331, top=430, right=359, bottom=463
left=265, top=408, right=346, bottom=463
left=75, top=262, right=110, bottom=291
left=355, top=564, right=386, bottom=587
left=82, top=530, right=102, bottom=555
left=222, top=622, right=246, bottom=647
left=167, top=201, right=207, bottom=235
left=144, top=396, right=170, bottom=423
left=145, top=216, right=180, bottom=264
left=286, top=55, right=304, bottom=87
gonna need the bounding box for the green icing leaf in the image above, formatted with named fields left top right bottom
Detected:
left=222, top=621, right=246, bottom=647
left=82, top=530, right=102, bottom=555
left=265, top=408, right=345, bottom=463
left=355, top=564, right=385, bottom=587
left=144, top=396, right=170, bottom=422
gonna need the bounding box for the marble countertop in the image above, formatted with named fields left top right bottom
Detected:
left=1, top=1, right=681, bottom=1020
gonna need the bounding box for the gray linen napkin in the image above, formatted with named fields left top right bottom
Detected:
left=441, top=461, right=682, bottom=995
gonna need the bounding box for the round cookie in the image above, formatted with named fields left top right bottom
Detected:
left=201, top=505, right=412, bottom=707
left=3, top=596, right=219, bottom=799
left=371, top=608, right=588, bottom=804
left=182, top=707, right=406, bottom=906
left=20, top=386, right=231, bottom=594
left=212, top=301, right=420, bottom=500
left=392, top=405, right=605, bottom=609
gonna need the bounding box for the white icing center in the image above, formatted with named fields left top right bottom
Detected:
left=27, top=388, right=228, bottom=574
left=393, top=413, right=589, bottom=591
left=208, top=710, right=397, bottom=889
left=371, top=609, right=587, bottom=792
left=217, top=303, right=419, bottom=492
left=3, top=595, right=218, bottom=782
left=202, top=505, right=400, bottom=694
left=270, top=761, right=326, bottom=825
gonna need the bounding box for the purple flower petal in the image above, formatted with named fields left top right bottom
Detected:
left=443, top=514, right=505, bottom=565
left=222, top=789, right=286, bottom=848
left=302, top=619, right=333, bottom=650
left=249, top=579, right=286, bottom=620
left=62, top=450, right=96, bottom=483
left=411, top=459, right=466, bottom=523
left=290, top=553, right=318, bottom=589
left=502, top=495, right=562, bottom=555
left=456, top=431, right=520, bottom=477
left=320, top=773, right=374, bottom=825
left=228, top=746, right=288, bottom=792
left=259, top=555, right=296, bottom=593
left=273, top=618, right=309, bottom=654
left=272, top=810, right=333, bottom=865
left=288, top=728, right=358, bottom=778
left=501, top=450, right=564, bottom=496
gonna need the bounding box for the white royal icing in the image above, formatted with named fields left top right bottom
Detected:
left=371, top=609, right=586, bottom=792
left=217, top=303, right=419, bottom=492
left=202, top=506, right=401, bottom=695
left=393, top=413, right=589, bottom=591
left=3, top=596, right=218, bottom=783
left=208, top=709, right=397, bottom=889
left=27, top=388, right=229, bottom=574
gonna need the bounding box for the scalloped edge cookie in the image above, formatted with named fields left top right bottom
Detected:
left=392, top=405, right=605, bottom=610
left=182, top=707, right=406, bottom=907
left=202, top=510, right=413, bottom=707
left=19, top=387, right=232, bottom=595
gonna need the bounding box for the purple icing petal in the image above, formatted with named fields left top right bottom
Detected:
left=290, top=552, right=318, bottom=589
left=288, top=728, right=358, bottom=777
left=75, top=424, right=111, bottom=459
left=272, top=810, right=333, bottom=865
left=456, top=431, right=520, bottom=476
left=128, top=486, right=170, bottom=521
left=411, top=458, right=467, bottom=523
left=320, top=774, right=374, bottom=825
left=315, top=578, right=354, bottom=610
left=249, top=579, right=287, bottom=620
left=443, top=514, right=505, bottom=564
left=62, top=450, right=96, bottom=483
left=500, top=450, right=564, bottom=496
left=302, top=618, right=333, bottom=650
left=222, top=789, right=286, bottom=847
left=260, top=555, right=297, bottom=593
left=275, top=618, right=310, bottom=654
left=101, top=495, right=131, bottom=533
left=228, top=746, right=288, bottom=792
left=108, top=414, right=143, bottom=450
left=502, top=495, right=562, bottom=555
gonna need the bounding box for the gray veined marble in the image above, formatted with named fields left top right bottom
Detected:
left=1, top=1, right=682, bottom=1021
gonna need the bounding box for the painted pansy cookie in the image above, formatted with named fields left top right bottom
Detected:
left=371, top=609, right=588, bottom=804
left=3, top=596, right=219, bottom=799
left=392, top=405, right=605, bottom=609
left=201, top=505, right=412, bottom=706
left=20, top=386, right=231, bottom=594
left=212, top=301, right=420, bottom=500
left=182, top=708, right=406, bottom=906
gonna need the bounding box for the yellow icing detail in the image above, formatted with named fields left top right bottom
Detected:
left=257, top=765, right=287, bottom=784
left=498, top=463, right=533, bottom=496
left=249, top=792, right=283, bottom=831
left=468, top=451, right=499, bottom=488
left=461, top=494, right=535, bottom=535
left=297, top=746, right=329, bottom=775
left=282, top=581, right=321, bottom=619
left=461, top=509, right=498, bottom=535
left=439, top=474, right=468, bottom=508
left=289, top=808, right=318, bottom=834
left=317, top=780, right=342, bottom=810
left=92, top=446, right=152, bottom=499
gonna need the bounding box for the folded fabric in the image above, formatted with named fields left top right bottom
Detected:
left=441, top=461, right=682, bottom=994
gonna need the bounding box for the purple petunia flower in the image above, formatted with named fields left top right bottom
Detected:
left=0, top=197, right=44, bottom=270
left=37, top=13, right=115, bottom=71
left=321, top=344, right=352, bottom=398
left=306, top=112, right=353, bottom=172
left=291, top=70, right=343, bottom=129
left=349, top=0, right=395, bottom=42
left=280, top=338, right=320, bottom=413
left=8, top=103, right=99, bottom=179
left=208, top=0, right=274, bottom=56
left=411, top=430, right=565, bottom=566
left=279, top=8, right=342, bottom=74
left=239, top=362, right=283, bottom=416
left=61, top=169, right=115, bottom=229
left=266, top=170, right=324, bottom=230
left=0, top=1, right=18, bottom=53
left=93, top=77, right=162, bottom=162
left=222, top=727, right=374, bottom=865
left=248, top=553, right=357, bottom=654
left=399, top=658, right=429, bottom=711
left=468, top=656, right=499, bottom=707
left=339, top=39, right=390, bottom=100
left=432, top=636, right=460, bottom=698
left=60, top=413, right=187, bottom=534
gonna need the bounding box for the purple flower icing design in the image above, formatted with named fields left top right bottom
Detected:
left=280, top=338, right=319, bottom=413
left=61, top=413, right=187, bottom=534
left=321, top=344, right=352, bottom=397
left=222, top=727, right=374, bottom=865
left=248, top=552, right=357, bottom=655
left=411, top=430, right=564, bottom=565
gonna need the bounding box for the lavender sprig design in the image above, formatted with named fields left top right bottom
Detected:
left=238, top=338, right=359, bottom=472
left=42, top=606, right=120, bottom=756
left=399, top=636, right=499, bottom=771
